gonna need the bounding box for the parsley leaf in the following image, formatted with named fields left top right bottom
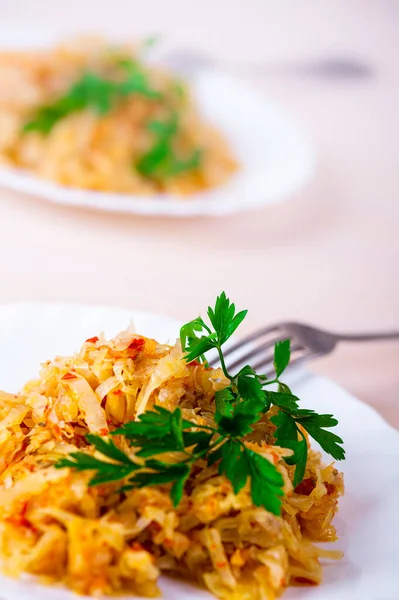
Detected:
left=271, top=406, right=345, bottom=483
left=113, top=405, right=187, bottom=456
left=180, top=293, right=248, bottom=381
left=282, top=435, right=308, bottom=487
left=170, top=466, right=191, bottom=506
left=23, top=63, right=160, bottom=134
left=237, top=365, right=268, bottom=411
left=136, top=114, right=202, bottom=181
left=217, top=440, right=284, bottom=515
left=127, top=460, right=191, bottom=507
left=245, top=448, right=284, bottom=514
left=265, top=390, right=301, bottom=414
left=278, top=382, right=293, bottom=394
left=271, top=411, right=299, bottom=442
left=55, top=435, right=139, bottom=486
left=119, top=71, right=160, bottom=99
left=207, top=292, right=248, bottom=345
left=218, top=439, right=248, bottom=494
left=182, top=430, right=213, bottom=454
left=85, top=433, right=136, bottom=463
left=180, top=316, right=208, bottom=350
left=273, top=339, right=291, bottom=378
left=182, top=335, right=217, bottom=364
left=296, top=413, right=345, bottom=461
left=216, top=411, right=254, bottom=438
left=214, top=388, right=234, bottom=417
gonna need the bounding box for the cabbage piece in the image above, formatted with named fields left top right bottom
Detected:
left=135, top=341, right=187, bottom=416
left=0, top=404, right=29, bottom=429
left=96, top=376, right=120, bottom=401
left=61, top=373, right=108, bottom=434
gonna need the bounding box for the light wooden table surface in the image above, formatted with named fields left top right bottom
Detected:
left=1, top=0, right=398, bottom=427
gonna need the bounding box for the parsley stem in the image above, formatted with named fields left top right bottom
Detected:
left=203, top=323, right=213, bottom=335
left=263, top=378, right=278, bottom=386
left=216, top=345, right=233, bottom=381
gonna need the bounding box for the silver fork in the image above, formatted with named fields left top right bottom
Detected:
left=209, top=323, right=399, bottom=377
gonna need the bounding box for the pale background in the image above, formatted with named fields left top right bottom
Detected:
left=0, top=0, right=398, bottom=426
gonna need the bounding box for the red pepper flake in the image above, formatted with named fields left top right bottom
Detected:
left=189, top=359, right=202, bottom=367
left=20, top=501, right=28, bottom=517
left=6, top=514, right=35, bottom=530
left=130, top=542, right=144, bottom=551
left=113, top=389, right=122, bottom=396
left=98, top=428, right=109, bottom=436
left=128, top=338, right=145, bottom=352
left=295, top=577, right=318, bottom=586
left=189, top=359, right=214, bottom=371
left=216, top=561, right=228, bottom=568
left=86, top=336, right=99, bottom=344
left=61, top=372, right=77, bottom=380
left=270, top=451, right=279, bottom=465
left=53, top=424, right=63, bottom=438
left=163, top=538, right=174, bottom=547
left=294, top=478, right=316, bottom=496
left=325, top=482, right=336, bottom=495
left=6, top=502, right=37, bottom=533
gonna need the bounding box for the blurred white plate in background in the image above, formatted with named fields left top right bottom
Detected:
left=0, top=30, right=314, bottom=217
left=0, top=302, right=398, bottom=599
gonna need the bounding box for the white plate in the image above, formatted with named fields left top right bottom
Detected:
left=0, top=302, right=398, bottom=600
left=0, top=30, right=314, bottom=217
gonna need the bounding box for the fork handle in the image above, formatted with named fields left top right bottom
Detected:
left=336, top=331, right=399, bottom=342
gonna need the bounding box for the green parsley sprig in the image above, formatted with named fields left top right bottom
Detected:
left=56, top=403, right=284, bottom=514
left=55, top=292, right=345, bottom=515
left=181, top=293, right=345, bottom=486
left=136, top=113, right=202, bottom=181
left=23, top=59, right=161, bottom=135
left=23, top=52, right=203, bottom=181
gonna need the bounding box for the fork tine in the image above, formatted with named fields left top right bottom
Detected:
left=268, top=351, right=323, bottom=375
left=253, top=351, right=315, bottom=380
left=239, top=341, right=304, bottom=375
left=208, top=324, right=284, bottom=368
left=222, top=335, right=287, bottom=372
left=221, top=324, right=284, bottom=358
